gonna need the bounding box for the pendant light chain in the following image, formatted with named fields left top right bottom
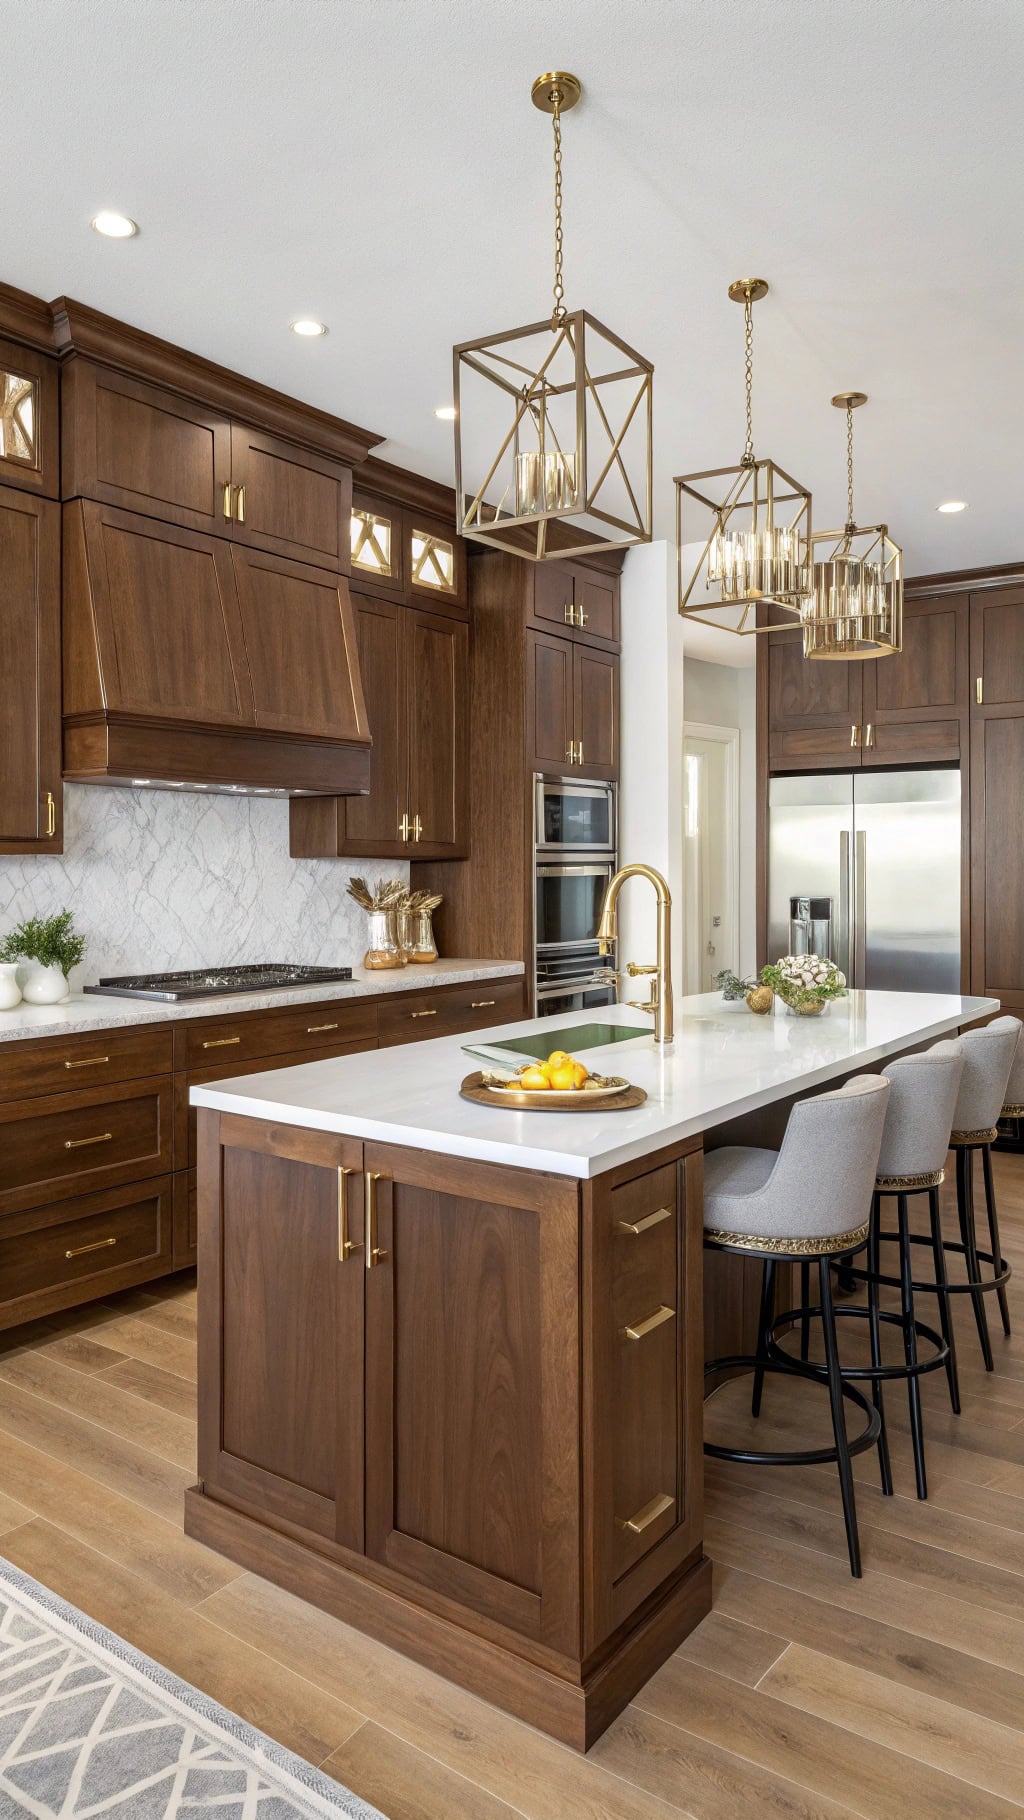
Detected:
left=742, top=292, right=755, bottom=466
left=845, top=400, right=856, bottom=534
left=551, top=87, right=566, bottom=330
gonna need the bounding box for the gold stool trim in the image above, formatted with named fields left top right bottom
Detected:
left=1003, top=1104, right=1024, bottom=1118
left=950, top=1127, right=998, bottom=1146
left=704, top=1220, right=870, bottom=1258
left=876, top=1168, right=945, bottom=1191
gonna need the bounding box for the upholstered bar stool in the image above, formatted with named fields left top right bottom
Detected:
left=779, top=1041, right=963, bottom=1503
left=946, top=1016, right=1020, bottom=1370
left=703, top=1074, right=890, bottom=1578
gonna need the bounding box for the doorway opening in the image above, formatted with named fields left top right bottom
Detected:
left=683, top=722, right=740, bottom=993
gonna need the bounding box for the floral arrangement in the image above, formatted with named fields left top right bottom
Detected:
left=761, top=953, right=846, bottom=1014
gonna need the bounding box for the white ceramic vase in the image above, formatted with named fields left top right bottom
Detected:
left=21, top=962, right=69, bottom=1005
left=0, top=963, right=22, bottom=1010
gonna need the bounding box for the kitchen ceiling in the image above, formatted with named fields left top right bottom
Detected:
left=5, top=0, right=1021, bottom=578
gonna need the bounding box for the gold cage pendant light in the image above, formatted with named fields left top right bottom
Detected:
left=675, top=279, right=812, bottom=634
left=803, top=392, right=902, bottom=660
left=452, top=73, right=654, bottom=561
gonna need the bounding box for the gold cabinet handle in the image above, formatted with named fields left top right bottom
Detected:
left=565, top=741, right=577, bottom=764
left=410, top=1008, right=437, bottom=1018
left=471, top=999, right=496, bottom=1009
left=563, top=602, right=575, bottom=625
left=235, top=484, right=245, bottom=523
left=307, top=1022, right=339, bottom=1034
left=618, top=1205, right=673, bottom=1236
left=399, top=813, right=411, bottom=840
left=201, top=1036, right=241, bottom=1049
left=46, top=791, right=57, bottom=837
left=222, top=482, right=233, bottom=520
left=364, top=1170, right=388, bottom=1268
left=977, top=676, right=984, bottom=705
left=64, top=1132, right=113, bottom=1151
left=577, top=596, right=588, bottom=626
left=337, top=1165, right=360, bottom=1261
left=577, top=740, right=584, bottom=766
left=620, top=1492, right=674, bottom=1534
left=850, top=724, right=861, bottom=748
left=65, top=1236, right=118, bottom=1260
left=623, top=1304, right=675, bottom=1341
left=864, top=723, right=874, bottom=749
left=412, top=815, right=423, bottom=841
left=64, top=1055, right=110, bottom=1071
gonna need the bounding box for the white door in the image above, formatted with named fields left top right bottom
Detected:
left=683, top=728, right=739, bottom=993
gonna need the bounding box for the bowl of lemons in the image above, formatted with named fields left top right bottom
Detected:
left=462, top=1050, right=635, bottom=1111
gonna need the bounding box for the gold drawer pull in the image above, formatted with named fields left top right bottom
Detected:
left=623, top=1304, right=675, bottom=1341
left=308, top=1022, right=339, bottom=1034
left=618, top=1204, right=673, bottom=1236
left=46, top=791, right=57, bottom=837
left=236, top=484, right=245, bottom=523
left=471, top=1000, right=496, bottom=1009
left=410, top=1008, right=437, bottom=1019
left=337, top=1166, right=359, bottom=1261
left=64, top=1055, right=110, bottom=1071
left=201, top=1036, right=241, bottom=1049
left=222, top=481, right=233, bottom=520
left=620, top=1492, right=675, bottom=1535
left=65, top=1236, right=118, bottom=1260
left=64, top=1132, right=113, bottom=1150
left=365, top=1170, right=388, bottom=1268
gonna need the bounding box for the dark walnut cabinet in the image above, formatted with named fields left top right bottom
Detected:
left=526, top=630, right=619, bottom=779
left=188, top=1112, right=708, bottom=1750
left=0, top=486, right=62, bottom=852
left=970, top=583, right=1024, bottom=1011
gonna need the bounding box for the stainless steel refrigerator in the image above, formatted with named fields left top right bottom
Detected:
left=768, top=770, right=961, bottom=992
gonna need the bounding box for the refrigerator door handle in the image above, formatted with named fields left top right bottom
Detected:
left=838, top=830, right=852, bottom=982
left=854, top=830, right=867, bottom=987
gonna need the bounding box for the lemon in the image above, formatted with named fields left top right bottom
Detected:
left=547, top=1050, right=570, bottom=1068
left=519, top=1065, right=550, bottom=1091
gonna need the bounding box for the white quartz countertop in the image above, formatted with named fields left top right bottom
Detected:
left=190, top=989, right=998, bottom=1179
left=0, top=960, right=524, bottom=1043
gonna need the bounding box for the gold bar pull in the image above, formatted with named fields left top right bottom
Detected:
left=620, top=1491, right=674, bottom=1535
left=617, top=1204, right=673, bottom=1236
left=471, top=999, right=496, bottom=1009
left=850, top=724, right=860, bottom=748
left=399, top=813, right=410, bottom=840
left=623, top=1304, right=675, bottom=1341
left=46, top=791, right=57, bottom=837
left=64, top=1055, right=110, bottom=1071
left=365, top=1171, right=387, bottom=1268
left=577, top=597, right=588, bottom=626
left=222, top=482, right=233, bottom=520
left=864, top=723, right=874, bottom=749
left=65, top=1236, right=118, bottom=1260
left=410, top=1008, right=437, bottom=1019
left=577, top=741, right=584, bottom=766
left=337, top=1166, right=359, bottom=1261
left=563, top=602, right=575, bottom=624
left=201, top=1036, right=241, bottom=1049
left=976, top=676, right=984, bottom=705
left=412, top=815, right=423, bottom=841
left=307, top=1022, right=339, bottom=1034
left=565, top=741, right=577, bottom=764
left=64, top=1132, right=113, bottom=1150
left=235, top=485, right=245, bottom=523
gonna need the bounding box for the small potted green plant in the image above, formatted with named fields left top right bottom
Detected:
left=713, top=969, right=774, bottom=1015
left=0, top=910, right=86, bottom=1006
left=761, top=953, right=847, bottom=1017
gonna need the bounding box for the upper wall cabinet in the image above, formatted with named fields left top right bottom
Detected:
left=529, top=559, right=619, bottom=647
left=350, top=491, right=405, bottom=596
left=0, top=336, right=59, bottom=500
left=350, top=490, right=467, bottom=616
left=0, top=486, right=61, bottom=852
left=62, top=362, right=352, bottom=571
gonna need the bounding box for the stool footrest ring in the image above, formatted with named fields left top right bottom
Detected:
left=704, top=1353, right=881, bottom=1468
left=842, top=1230, right=1011, bottom=1297
left=768, top=1303, right=949, bottom=1382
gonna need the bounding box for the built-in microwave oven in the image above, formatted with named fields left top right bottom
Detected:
left=535, top=860, right=615, bottom=953
left=534, top=776, right=616, bottom=855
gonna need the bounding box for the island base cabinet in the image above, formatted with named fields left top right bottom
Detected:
left=189, top=1111, right=711, bottom=1751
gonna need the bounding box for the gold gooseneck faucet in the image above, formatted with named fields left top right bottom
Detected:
left=596, top=864, right=674, bottom=1045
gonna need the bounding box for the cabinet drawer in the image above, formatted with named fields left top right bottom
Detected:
left=608, top=1163, right=681, bottom=1578
left=769, top=723, right=862, bottom=771
left=0, top=1176, right=173, bottom=1331
left=182, top=1038, right=373, bottom=1168
left=866, top=718, right=961, bottom=765
left=179, top=999, right=377, bottom=1070
left=377, top=978, right=524, bottom=1046
left=0, top=1024, right=173, bottom=1103
left=0, top=1077, right=173, bottom=1216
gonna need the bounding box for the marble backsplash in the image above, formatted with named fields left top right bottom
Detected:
left=0, top=787, right=408, bottom=985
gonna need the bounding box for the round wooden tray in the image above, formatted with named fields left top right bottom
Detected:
left=460, top=1071, right=647, bottom=1113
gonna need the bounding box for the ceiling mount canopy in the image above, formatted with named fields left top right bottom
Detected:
left=453, top=71, right=654, bottom=562
left=675, top=277, right=813, bottom=635
left=802, top=391, right=903, bottom=660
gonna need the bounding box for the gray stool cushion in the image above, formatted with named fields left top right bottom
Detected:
left=875, top=1039, right=964, bottom=1187
left=704, top=1073, right=889, bottom=1254
left=951, top=1016, right=1022, bottom=1140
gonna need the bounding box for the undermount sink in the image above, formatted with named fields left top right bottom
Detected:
left=464, top=1021, right=653, bottom=1066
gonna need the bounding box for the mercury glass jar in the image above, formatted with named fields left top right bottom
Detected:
left=401, top=908, right=439, bottom=964
left=362, top=909, right=404, bottom=970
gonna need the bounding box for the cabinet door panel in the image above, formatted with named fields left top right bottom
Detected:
left=574, top=646, right=618, bottom=779
left=861, top=596, right=966, bottom=766
left=407, top=608, right=469, bottom=856
left=0, top=488, right=61, bottom=851
left=230, top=426, right=351, bottom=571
left=526, top=630, right=574, bottom=773
left=971, top=710, right=1024, bottom=1010
left=531, top=564, right=576, bottom=633
left=766, top=621, right=863, bottom=771
left=0, top=337, right=59, bottom=499
left=63, top=363, right=230, bottom=533
left=230, top=547, right=369, bottom=740
left=573, top=568, right=618, bottom=642
left=973, top=586, right=1024, bottom=708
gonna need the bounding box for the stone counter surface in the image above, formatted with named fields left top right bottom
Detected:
left=0, top=960, right=525, bottom=1043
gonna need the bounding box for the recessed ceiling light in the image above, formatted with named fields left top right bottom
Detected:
left=291, top=318, right=327, bottom=337
left=91, top=210, right=138, bottom=239
left=435, top=405, right=457, bottom=421
left=937, top=500, right=967, bottom=514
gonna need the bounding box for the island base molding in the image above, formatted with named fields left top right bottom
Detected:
left=184, top=1486, right=712, bottom=1750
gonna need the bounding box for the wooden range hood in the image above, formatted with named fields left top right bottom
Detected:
left=55, top=299, right=384, bottom=796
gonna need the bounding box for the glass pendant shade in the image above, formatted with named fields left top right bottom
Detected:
left=803, top=525, right=903, bottom=658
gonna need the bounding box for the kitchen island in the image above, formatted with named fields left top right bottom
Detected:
left=187, top=989, right=995, bottom=1750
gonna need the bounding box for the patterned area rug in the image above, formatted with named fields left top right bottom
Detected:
left=0, top=1558, right=384, bottom=1819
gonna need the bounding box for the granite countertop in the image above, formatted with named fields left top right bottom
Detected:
left=190, top=988, right=997, bottom=1179
left=0, top=960, right=525, bottom=1043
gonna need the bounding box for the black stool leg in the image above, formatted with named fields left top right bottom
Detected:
left=799, top=1260, right=811, bottom=1362
left=819, top=1257, right=862, bottom=1577
left=957, top=1146, right=994, bottom=1370
left=751, top=1258, right=776, bottom=1418
left=897, top=1193, right=927, bottom=1500
left=928, top=1183, right=960, bottom=1415
left=982, top=1143, right=1012, bottom=1337
left=866, top=1192, right=893, bottom=1496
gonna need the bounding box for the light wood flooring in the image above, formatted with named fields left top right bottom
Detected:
left=4, top=1155, right=1024, bottom=1817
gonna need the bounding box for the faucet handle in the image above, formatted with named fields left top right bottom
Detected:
left=626, top=962, right=658, bottom=976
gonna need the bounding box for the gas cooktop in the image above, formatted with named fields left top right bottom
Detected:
left=84, top=964, right=354, bottom=1003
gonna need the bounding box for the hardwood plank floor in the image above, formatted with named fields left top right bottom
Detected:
left=3, top=1153, right=1024, bottom=1815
